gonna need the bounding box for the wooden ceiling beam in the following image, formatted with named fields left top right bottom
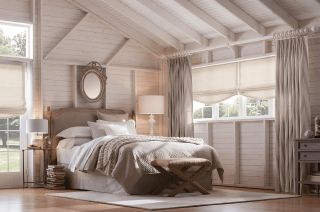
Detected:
left=67, top=0, right=164, bottom=57
left=175, top=0, right=235, bottom=41
left=259, top=0, right=299, bottom=28
left=130, top=0, right=208, bottom=46
left=44, top=13, right=89, bottom=59
left=215, top=0, right=266, bottom=36
left=104, top=0, right=183, bottom=50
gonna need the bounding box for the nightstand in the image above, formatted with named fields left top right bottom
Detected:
left=295, top=138, right=320, bottom=195
left=22, top=147, right=51, bottom=188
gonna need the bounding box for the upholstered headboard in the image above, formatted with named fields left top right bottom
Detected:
left=44, top=107, right=134, bottom=163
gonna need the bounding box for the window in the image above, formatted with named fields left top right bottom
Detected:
left=0, top=116, right=20, bottom=172
left=193, top=95, right=274, bottom=120
left=192, top=56, right=275, bottom=120
left=0, top=21, right=31, bottom=58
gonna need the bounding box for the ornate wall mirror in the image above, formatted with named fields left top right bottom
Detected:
left=80, top=61, right=107, bottom=103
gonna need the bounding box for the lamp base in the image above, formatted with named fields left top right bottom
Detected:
left=148, top=114, right=156, bottom=136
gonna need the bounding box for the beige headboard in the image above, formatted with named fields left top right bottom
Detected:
left=44, top=107, right=134, bottom=163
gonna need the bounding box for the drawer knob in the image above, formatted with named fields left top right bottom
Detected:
left=303, top=154, right=307, bottom=158
left=304, top=144, right=308, bottom=148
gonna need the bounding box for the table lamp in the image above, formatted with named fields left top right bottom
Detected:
left=26, top=119, right=48, bottom=148
left=138, top=95, right=164, bottom=135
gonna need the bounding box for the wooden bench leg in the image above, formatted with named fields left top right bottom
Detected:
left=169, top=165, right=210, bottom=197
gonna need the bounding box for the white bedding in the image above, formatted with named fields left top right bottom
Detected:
left=57, top=146, right=80, bottom=164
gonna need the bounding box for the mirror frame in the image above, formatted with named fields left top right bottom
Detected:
left=80, top=61, right=107, bottom=103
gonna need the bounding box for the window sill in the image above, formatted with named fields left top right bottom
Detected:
left=194, top=117, right=275, bottom=124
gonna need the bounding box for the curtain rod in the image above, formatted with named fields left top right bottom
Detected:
left=273, top=26, right=320, bottom=40
left=162, top=51, right=192, bottom=59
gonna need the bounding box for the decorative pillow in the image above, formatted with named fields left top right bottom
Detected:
left=56, top=126, right=91, bottom=138
left=88, top=121, right=106, bottom=139
left=103, top=124, right=130, bottom=136
left=97, top=112, right=129, bottom=122
left=57, top=138, right=92, bottom=149
left=97, top=119, right=136, bottom=135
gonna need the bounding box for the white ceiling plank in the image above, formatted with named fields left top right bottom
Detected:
left=104, top=0, right=182, bottom=50
left=104, top=38, right=130, bottom=66
left=175, top=0, right=235, bottom=41
left=44, top=13, right=89, bottom=59
left=215, top=0, right=266, bottom=36
left=67, top=0, right=164, bottom=57
left=259, top=0, right=299, bottom=28
left=131, top=0, right=208, bottom=46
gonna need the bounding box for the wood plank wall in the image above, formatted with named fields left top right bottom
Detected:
left=195, top=120, right=275, bottom=189
left=309, top=37, right=320, bottom=128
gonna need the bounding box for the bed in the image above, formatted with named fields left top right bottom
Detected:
left=45, top=108, right=223, bottom=195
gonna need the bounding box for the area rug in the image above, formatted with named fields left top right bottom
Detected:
left=48, top=188, right=298, bottom=210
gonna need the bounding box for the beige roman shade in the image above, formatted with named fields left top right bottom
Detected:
left=192, top=57, right=275, bottom=104
left=0, top=63, right=26, bottom=115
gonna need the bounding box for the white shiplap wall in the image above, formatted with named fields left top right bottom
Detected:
left=41, top=0, right=160, bottom=111
left=196, top=120, right=275, bottom=189
left=309, top=37, right=320, bottom=126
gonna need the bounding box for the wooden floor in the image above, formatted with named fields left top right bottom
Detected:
left=0, top=187, right=319, bottom=212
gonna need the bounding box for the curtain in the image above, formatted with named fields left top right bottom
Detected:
left=193, top=57, right=275, bottom=104
left=275, top=37, right=311, bottom=193
left=0, top=62, right=26, bottom=116
left=168, top=56, right=194, bottom=137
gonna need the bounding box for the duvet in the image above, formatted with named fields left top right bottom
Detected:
left=68, top=135, right=224, bottom=193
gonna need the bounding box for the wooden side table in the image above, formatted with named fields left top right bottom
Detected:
left=22, top=147, right=52, bottom=188
left=295, top=138, right=320, bottom=195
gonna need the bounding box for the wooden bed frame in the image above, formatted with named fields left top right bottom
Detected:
left=44, top=107, right=134, bottom=163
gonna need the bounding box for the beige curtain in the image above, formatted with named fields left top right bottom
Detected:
left=168, top=56, right=194, bottom=137
left=275, top=37, right=311, bottom=193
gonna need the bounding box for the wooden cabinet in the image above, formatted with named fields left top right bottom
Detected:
left=295, top=138, right=320, bottom=195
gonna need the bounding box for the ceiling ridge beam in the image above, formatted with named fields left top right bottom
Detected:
left=259, top=0, right=299, bottom=28
left=105, top=0, right=183, bottom=50
left=175, top=0, right=235, bottom=41
left=215, top=0, right=266, bottom=36
left=67, top=0, right=163, bottom=58
left=104, top=38, right=130, bottom=66
left=44, top=13, right=89, bottom=60
left=132, top=0, right=208, bottom=46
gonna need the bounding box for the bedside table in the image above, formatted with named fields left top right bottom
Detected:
left=22, top=147, right=52, bottom=188
left=295, top=138, right=320, bottom=195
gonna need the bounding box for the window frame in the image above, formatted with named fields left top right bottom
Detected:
left=193, top=95, right=275, bottom=122
left=0, top=20, right=33, bottom=60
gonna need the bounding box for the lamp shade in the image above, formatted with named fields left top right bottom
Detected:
left=138, top=95, right=164, bottom=115
left=26, top=119, right=48, bottom=134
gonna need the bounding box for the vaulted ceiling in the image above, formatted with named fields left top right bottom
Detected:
left=68, top=0, right=320, bottom=56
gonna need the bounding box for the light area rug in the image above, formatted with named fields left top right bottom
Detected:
left=48, top=188, right=298, bottom=210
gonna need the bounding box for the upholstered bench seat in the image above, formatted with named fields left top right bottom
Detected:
left=151, top=157, right=212, bottom=197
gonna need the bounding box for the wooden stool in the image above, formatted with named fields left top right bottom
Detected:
left=151, top=158, right=212, bottom=197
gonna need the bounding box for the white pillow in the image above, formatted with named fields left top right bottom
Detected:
left=97, top=119, right=136, bottom=135
left=57, top=138, right=92, bottom=149
left=88, top=121, right=106, bottom=139
left=103, top=124, right=129, bottom=136
left=56, top=126, right=91, bottom=138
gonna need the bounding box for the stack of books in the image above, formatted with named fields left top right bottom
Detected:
left=46, top=165, right=65, bottom=189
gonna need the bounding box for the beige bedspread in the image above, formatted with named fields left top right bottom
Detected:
left=69, top=135, right=224, bottom=194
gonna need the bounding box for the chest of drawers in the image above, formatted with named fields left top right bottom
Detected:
left=295, top=138, right=320, bottom=195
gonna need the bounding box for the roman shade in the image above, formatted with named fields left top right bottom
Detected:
left=192, top=56, right=275, bottom=104
left=0, top=63, right=26, bottom=116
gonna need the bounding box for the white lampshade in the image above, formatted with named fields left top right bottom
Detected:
left=26, top=119, right=48, bottom=134
left=138, top=95, right=164, bottom=115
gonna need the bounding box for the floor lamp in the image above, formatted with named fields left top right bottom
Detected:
left=138, top=95, right=164, bottom=135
